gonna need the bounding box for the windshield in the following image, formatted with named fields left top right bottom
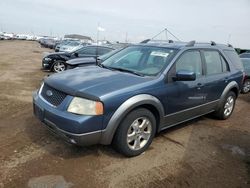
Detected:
left=102, top=46, right=177, bottom=76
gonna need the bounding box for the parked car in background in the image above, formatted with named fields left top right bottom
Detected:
left=239, top=53, right=250, bottom=58
left=55, top=40, right=77, bottom=52
left=42, top=45, right=114, bottom=72
left=34, top=41, right=243, bottom=157
left=65, top=48, right=123, bottom=70
left=240, top=58, right=250, bottom=93
left=59, top=41, right=83, bottom=52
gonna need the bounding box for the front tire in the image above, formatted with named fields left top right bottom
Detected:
left=214, top=91, right=236, bottom=120
left=112, top=108, right=156, bottom=157
left=52, top=61, right=66, bottom=73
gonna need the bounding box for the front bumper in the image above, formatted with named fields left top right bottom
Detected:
left=33, top=91, right=103, bottom=146
left=42, top=59, right=52, bottom=70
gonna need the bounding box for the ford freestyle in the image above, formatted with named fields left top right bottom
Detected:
left=33, top=41, right=244, bottom=157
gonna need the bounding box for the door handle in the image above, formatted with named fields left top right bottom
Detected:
left=224, top=77, right=229, bottom=83
left=197, top=83, right=203, bottom=90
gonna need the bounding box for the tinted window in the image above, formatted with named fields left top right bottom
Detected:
left=239, top=53, right=250, bottom=58
left=176, top=51, right=202, bottom=77
left=224, top=50, right=243, bottom=70
left=204, top=51, right=228, bottom=75
left=97, top=47, right=112, bottom=55
left=77, top=47, right=96, bottom=55
left=241, top=58, right=250, bottom=75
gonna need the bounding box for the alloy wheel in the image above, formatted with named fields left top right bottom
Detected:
left=127, top=117, right=152, bottom=151
left=54, top=62, right=66, bottom=72
left=224, top=96, right=234, bottom=117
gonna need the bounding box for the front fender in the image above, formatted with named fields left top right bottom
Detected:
left=100, top=94, right=164, bottom=145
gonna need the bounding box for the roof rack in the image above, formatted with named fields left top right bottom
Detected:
left=185, top=40, right=195, bottom=47
left=211, top=41, right=216, bottom=46
left=140, top=39, right=176, bottom=44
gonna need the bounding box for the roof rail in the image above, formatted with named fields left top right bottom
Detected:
left=211, top=41, right=216, bottom=46
left=185, top=40, right=195, bottom=47
left=140, top=39, right=175, bottom=44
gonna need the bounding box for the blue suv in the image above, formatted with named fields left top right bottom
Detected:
left=33, top=41, right=244, bottom=157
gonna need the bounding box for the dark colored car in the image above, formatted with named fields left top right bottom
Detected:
left=65, top=48, right=122, bottom=70
left=240, top=58, right=250, bottom=93
left=42, top=45, right=114, bottom=72
left=239, top=53, right=250, bottom=58
left=40, top=38, right=58, bottom=49
left=33, top=41, right=243, bottom=157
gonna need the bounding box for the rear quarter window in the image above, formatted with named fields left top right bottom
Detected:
left=223, top=50, right=243, bottom=71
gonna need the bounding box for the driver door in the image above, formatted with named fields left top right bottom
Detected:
left=162, top=50, right=206, bottom=127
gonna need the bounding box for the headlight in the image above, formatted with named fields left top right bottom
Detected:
left=44, top=57, right=52, bottom=61
left=67, top=97, right=103, bottom=115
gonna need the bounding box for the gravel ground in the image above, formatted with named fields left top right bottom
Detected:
left=0, top=40, right=249, bottom=188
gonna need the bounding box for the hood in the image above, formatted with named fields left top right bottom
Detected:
left=45, top=66, right=152, bottom=100
left=46, top=52, right=71, bottom=58
left=66, top=57, right=96, bottom=65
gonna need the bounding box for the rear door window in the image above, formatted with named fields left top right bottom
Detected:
left=78, top=47, right=96, bottom=55
left=203, top=50, right=230, bottom=75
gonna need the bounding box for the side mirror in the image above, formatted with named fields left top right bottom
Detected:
left=173, top=70, right=196, bottom=81
left=74, top=52, right=79, bottom=57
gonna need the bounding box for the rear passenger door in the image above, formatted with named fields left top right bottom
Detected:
left=202, top=50, right=230, bottom=103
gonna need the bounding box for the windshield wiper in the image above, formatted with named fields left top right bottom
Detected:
left=109, top=67, right=144, bottom=77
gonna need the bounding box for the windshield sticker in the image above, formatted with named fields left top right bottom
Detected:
left=151, top=51, right=169, bottom=57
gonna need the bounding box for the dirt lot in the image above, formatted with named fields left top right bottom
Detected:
left=0, top=40, right=249, bottom=188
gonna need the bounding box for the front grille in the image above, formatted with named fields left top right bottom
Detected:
left=40, top=83, right=67, bottom=106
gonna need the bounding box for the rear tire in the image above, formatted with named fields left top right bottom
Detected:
left=241, top=79, right=250, bottom=94
left=214, top=91, right=236, bottom=120
left=112, top=108, right=156, bottom=157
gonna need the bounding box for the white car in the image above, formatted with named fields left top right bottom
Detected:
left=59, top=41, right=83, bottom=52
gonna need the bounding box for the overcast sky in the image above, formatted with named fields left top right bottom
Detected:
left=0, top=0, right=250, bottom=48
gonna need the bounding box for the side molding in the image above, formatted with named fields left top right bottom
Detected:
left=100, top=94, right=165, bottom=145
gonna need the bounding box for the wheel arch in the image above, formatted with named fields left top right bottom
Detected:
left=217, top=81, right=239, bottom=109
left=100, top=94, right=165, bottom=145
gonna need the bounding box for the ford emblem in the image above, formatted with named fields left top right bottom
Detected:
left=46, top=90, right=53, bottom=97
